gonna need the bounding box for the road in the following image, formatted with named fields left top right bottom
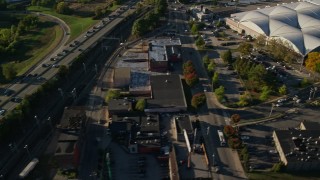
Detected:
left=0, top=3, right=138, bottom=178
left=169, top=3, right=247, bottom=180
left=0, top=2, right=137, bottom=116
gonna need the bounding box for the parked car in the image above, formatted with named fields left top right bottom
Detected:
left=0, top=109, right=6, bottom=116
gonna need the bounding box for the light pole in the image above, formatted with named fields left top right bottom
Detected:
left=269, top=103, right=275, bottom=117
left=58, top=88, right=64, bottom=98
left=71, top=88, right=77, bottom=100
left=313, top=87, right=318, bottom=99
left=24, top=145, right=32, bottom=159
left=95, top=64, right=98, bottom=74
left=206, top=126, right=210, bottom=136
left=48, top=117, right=53, bottom=133
left=309, top=88, right=314, bottom=100
left=82, top=63, right=87, bottom=74
left=34, top=115, right=39, bottom=127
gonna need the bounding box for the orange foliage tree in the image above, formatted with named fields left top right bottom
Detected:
left=305, top=52, right=320, bottom=72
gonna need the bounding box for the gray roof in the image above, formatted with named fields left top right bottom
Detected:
left=274, top=130, right=320, bottom=163
left=147, top=75, right=187, bottom=110
left=230, top=2, right=320, bottom=55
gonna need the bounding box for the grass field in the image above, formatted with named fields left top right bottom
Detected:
left=248, top=172, right=320, bottom=180
left=15, top=18, right=63, bottom=75
left=27, top=6, right=98, bottom=43
left=0, top=15, right=63, bottom=77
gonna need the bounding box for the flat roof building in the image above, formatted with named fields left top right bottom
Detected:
left=148, top=38, right=182, bottom=72
left=273, top=121, right=320, bottom=171
left=145, top=75, right=187, bottom=113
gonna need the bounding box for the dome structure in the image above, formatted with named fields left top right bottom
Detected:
left=230, top=2, right=320, bottom=55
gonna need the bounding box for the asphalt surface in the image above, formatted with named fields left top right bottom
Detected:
left=0, top=2, right=137, bottom=117
left=169, top=3, right=247, bottom=180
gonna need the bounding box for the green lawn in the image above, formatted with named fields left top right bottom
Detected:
left=15, top=21, right=63, bottom=75
left=248, top=172, right=320, bottom=180
left=27, top=6, right=98, bottom=43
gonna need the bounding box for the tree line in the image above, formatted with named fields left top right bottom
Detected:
left=131, top=0, right=167, bottom=37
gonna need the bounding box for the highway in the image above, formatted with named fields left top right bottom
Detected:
left=0, top=2, right=137, bottom=117
left=169, top=3, right=247, bottom=180
left=0, top=3, right=138, bottom=178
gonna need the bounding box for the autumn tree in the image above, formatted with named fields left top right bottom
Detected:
left=191, top=93, right=206, bottom=108
left=223, top=125, right=235, bottom=137
left=230, top=114, right=241, bottom=124
left=305, top=52, right=320, bottom=72
left=183, top=60, right=199, bottom=87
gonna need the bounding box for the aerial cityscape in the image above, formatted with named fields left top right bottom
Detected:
left=0, top=0, right=320, bottom=179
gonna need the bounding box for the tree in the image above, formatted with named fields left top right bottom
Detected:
left=94, top=6, right=104, bottom=18
left=238, top=42, right=253, bottom=55
left=223, top=125, right=235, bottom=137
left=237, top=91, right=251, bottom=107
left=212, top=72, right=219, bottom=88
left=271, top=162, right=285, bottom=172
left=57, top=65, right=69, bottom=78
left=191, top=93, right=206, bottom=108
left=230, top=114, right=241, bottom=124
left=56, top=2, right=72, bottom=15
left=203, top=55, right=210, bottom=67
left=185, top=72, right=199, bottom=87
left=105, top=89, right=120, bottom=103
left=132, top=18, right=147, bottom=37
left=214, top=86, right=225, bottom=101
left=300, top=77, right=310, bottom=87
left=259, top=86, right=272, bottom=101
left=254, top=35, right=266, bottom=49
left=207, top=61, right=216, bottom=73
left=278, top=84, right=287, bottom=95
left=195, top=37, right=205, bottom=48
left=191, top=23, right=198, bottom=35
left=220, top=50, right=232, bottom=64
left=135, top=99, right=146, bottom=111
left=2, top=64, right=17, bottom=81
left=305, top=52, right=320, bottom=72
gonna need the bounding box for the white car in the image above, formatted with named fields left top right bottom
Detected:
left=52, top=64, right=60, bottom=68
left=276, top=102, right=283, bottom=107
left=0, top=109, right=6, bottom=116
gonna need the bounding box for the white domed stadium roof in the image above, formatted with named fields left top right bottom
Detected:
left=231, top=2, right=320, bottom=55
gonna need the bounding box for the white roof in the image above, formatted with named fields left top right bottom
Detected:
left=231, top=2, right=320, bottom=55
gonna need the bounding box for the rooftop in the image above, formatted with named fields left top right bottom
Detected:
left=149, top=44, right=167, bottom=62
left=175, top=115, right=193, bottom=134
left=140, top=114, right=160, bottom=133
left=59, top=106, right=86, bottom=129
left=108, top=99, right=132, bottom=112
left=149, top=38, right=182, bottom=47
left=129, top=71, right=151, bottom=92
left=114, top=67, right=131, bottom=80
left=275, top=130, right=320, bottom=163
left=147, top=74, right=187, bottom=110
left=300, top=120, right=320, bottom=130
